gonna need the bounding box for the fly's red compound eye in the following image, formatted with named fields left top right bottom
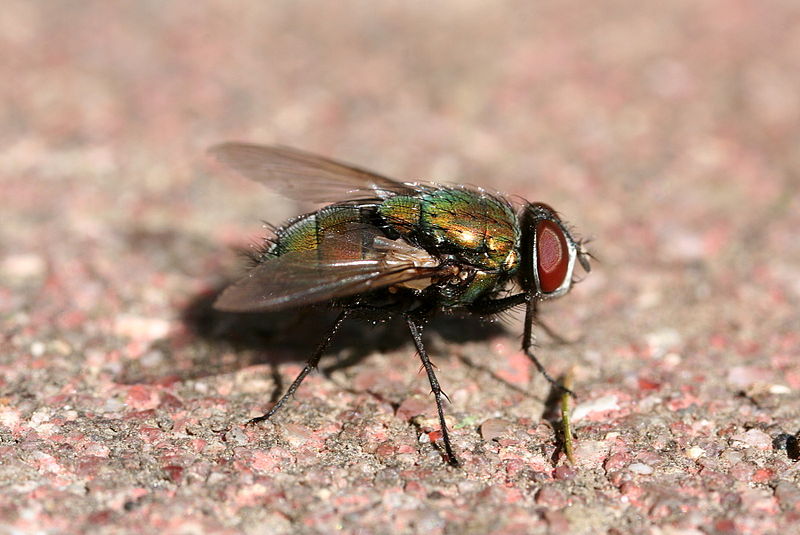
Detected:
left=536, top=220, right=569, bottom=293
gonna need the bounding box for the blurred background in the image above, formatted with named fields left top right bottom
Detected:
left=2, top=1, right=799, bottom=533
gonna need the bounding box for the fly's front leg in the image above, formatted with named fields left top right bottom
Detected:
left=405, top=315, right=459, bottom=467
left=470, top=294, right=573, bottom=397
left=522, top=298, right=574, bottom=397
left=467, top=292, right=528, bottom=316
left=248, top=309, right=351, bottom=425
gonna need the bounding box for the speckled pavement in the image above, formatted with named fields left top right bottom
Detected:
left=2, top=2, right=800, bottom=534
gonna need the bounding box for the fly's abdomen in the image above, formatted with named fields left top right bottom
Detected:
left=271, top=204, right=366, bottom=259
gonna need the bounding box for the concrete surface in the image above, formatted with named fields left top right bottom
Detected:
left=1, top=1, right=799, bottom=534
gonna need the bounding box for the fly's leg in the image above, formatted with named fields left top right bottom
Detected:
left=469, top=293, right=574, bottom=398
left=406, top=316, right=459, bottom=467
left=471, top=292, right=578, bottom=345
left=248, top=309, right=351, bottom=425
left=467, top=292, right=527, bottom=316
left=522, top=298, right=574, bottom=398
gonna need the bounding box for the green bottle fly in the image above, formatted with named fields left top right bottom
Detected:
left=211, top=143, right=591, bottom=466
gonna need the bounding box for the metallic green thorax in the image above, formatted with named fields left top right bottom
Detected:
left=266, top=187, right=521, bottom=307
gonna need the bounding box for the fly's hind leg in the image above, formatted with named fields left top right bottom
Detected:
left=405, top=315, right=460, bottom=467
left=248, top=309, right=351, bottom=425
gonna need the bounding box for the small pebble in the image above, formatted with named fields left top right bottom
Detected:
left=30, top=342, right=45, bottom=357
left=223, top=427, right=247, bottom=446
left=480, top=418, right=510, bottom=441
left=140, top=350, right=164, bottom=367
left=1, top=253, right=45, bottom=279
left=114, top=315, right=170, bottom=340
left=553, top=465, right=576, bottom=480
left=769, top=384, right=791, bottom=395
left=536, top=485, right=567, bottom=508
left=736, top=429, right=772, bottom=450
left=396, top=397, right=429, bottom=421
left=726, top=366, right=773, bottom=388
left=774, top=481, right=800, bottom=510
left=572, top=395, right=619, bottom=422
left=645, top=328, right=681, bottom=356
left=628, top=463, right=654, bottom=475
left=282, top=423, right=314, bottom=446
left=685, top=446, right=706, bottom=460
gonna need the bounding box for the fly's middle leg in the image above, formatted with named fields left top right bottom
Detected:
left=406, top=315, right=460, bottom=467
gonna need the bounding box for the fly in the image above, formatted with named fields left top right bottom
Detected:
left=209, top=143, right=591, bottom=466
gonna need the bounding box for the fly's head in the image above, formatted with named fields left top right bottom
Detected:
left=519, top=202, right=591, bottom=300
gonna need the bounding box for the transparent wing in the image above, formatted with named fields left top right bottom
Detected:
left=209, top=143, right=418, bottom=203
left=214, top=225, right=449, bottom=312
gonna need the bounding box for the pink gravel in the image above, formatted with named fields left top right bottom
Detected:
left=2, top=1, right=800, bottom=534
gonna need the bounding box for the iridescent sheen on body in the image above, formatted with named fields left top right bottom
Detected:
left=266, top=187, right=521, bottom=306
